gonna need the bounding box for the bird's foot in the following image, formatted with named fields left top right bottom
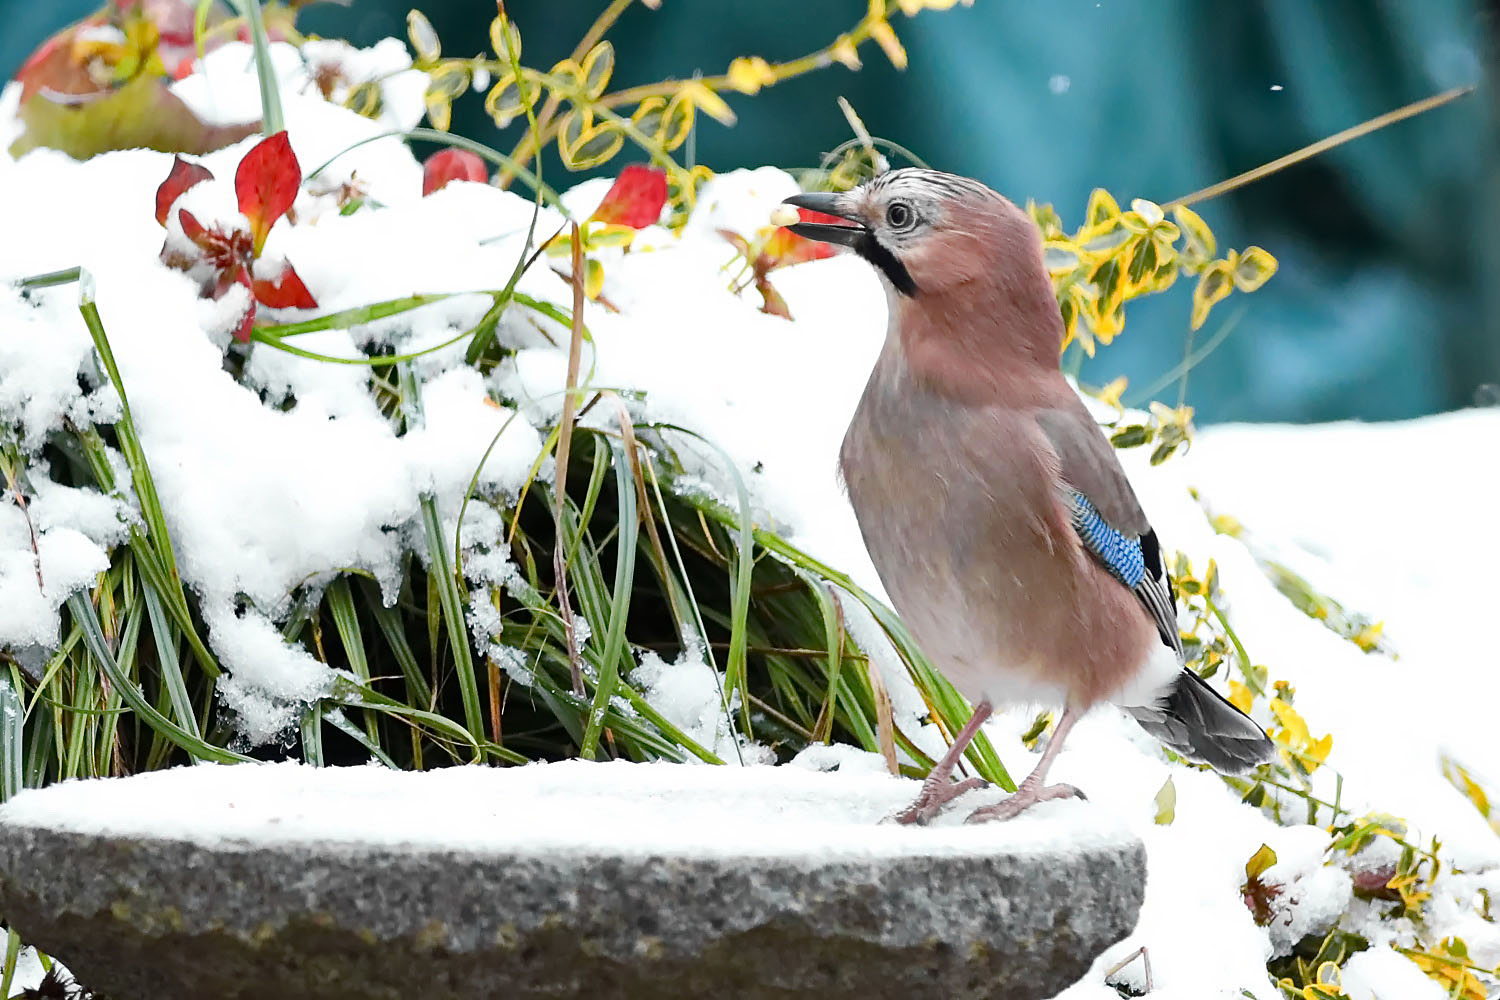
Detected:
left=892, top=774, right=988, bottom=826
left=964, top=781, right=1085, bottom=824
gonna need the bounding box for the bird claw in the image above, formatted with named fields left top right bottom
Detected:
left=892, top=775, right=988, bottom=826
left=963, top=782, right=1086, bottom=824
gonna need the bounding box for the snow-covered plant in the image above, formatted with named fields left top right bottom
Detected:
left=155, top=131, right=317, bottom=342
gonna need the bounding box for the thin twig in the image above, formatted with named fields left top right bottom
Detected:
left=552, top=225, right=588, bottom=695
left=1166, top=85, right=1474, bottom=209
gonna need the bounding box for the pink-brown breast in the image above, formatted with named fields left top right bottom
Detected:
left=840, top=350, right=1158, bottom=709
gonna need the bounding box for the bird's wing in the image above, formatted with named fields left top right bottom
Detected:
left=1037, top=406, right=1182, bottom=656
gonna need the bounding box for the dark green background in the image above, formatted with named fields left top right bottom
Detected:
left=7, top=1, right=1497, bottom=424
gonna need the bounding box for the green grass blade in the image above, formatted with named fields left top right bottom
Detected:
left=362, top=579, right=432, bottom=706
left=398, top=365, right=484, bottom=746
left=254, top=293, right=460, bottom=338
left=0, top=677, right=22, bottom=802
left=419, top=499, right=483, bottom=746
left=225, top=0, right=284, bottom=134
left=579, top=444, right=640, bottom=759
left=141, top=585, right=200, bottom=737
left=325, top=708, right=397, bottom=768
left=326, top=577, right=380, bottom=745
left=1, top=928, right=22, bottom=1000
left=66, top=593, right=249, bottom=765
left=300, top=703, right=324, bottom=766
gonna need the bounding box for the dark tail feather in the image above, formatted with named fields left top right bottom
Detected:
left=1127, top=670, right=1275, bottom=775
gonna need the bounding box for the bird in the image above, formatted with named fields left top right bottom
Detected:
left=780, top=169, right=1274, bottom=824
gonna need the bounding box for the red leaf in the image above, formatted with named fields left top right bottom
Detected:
left=252, top=261, right=318, bottom=309
left=155, top=156, right=215, bottom=226
left=235, top=131, right=301, bottom=257
left=177, top=207, right=211, bottom=248
left=422, top=148, right=488, bottom=196
left=589, top=165, right=667, bottom=229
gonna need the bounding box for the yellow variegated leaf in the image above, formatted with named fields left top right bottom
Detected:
left=869, top=19, right=908, bottom=69
left=586, top=224, right=638, bottom=249
left=424, top=93, right=452, bottom=132
left=581, top=41, right=615, bottom=98
left=658, top=93, right=695, bottom=151
left=489, top=14, right=522, bottom=61
left=426, top=61, right=470, bottom=101
left=344, top=80, right=382, bottom=119
left=1148, top=262, right=1179, bottom=294
left=557, top=110, right=588, bottom=159
left=1090, top=256, right=1126, bottom=311
left=1042, top=239, right=1082, bottom=275
left=1270, top=698, right=1309, bottom=745
left=1029, top=200, right=1064, bottom=239
left=1109, top=424, right=1151, bottom=448
left=1173, top=204, right=1216, bottom=262
left=1306, top=733, right=1333, bottom=769
left=1083, top=297, right=1124, bottom=345
left=484, top=73, right=528, bottom=128
left=1124, top=236, right=1158, bottom=290
left=562, top=121, right=623, bottom=170
left=1153, top=776, right=1176, bottom=825
left=1058, top=294, right=1085, bottom=355
left=1084, top=188, right=1121, bottom=230
left=549, top=58, right=583, bottom=96
left=407, top=10, right=440, bottom=64
left=1085, top=375, right=1128, bottom=411
left=631, top=96, right=667, bottom=136
left=682, top=80, right=736, bottom=126
left=584, top=257, right=605, bottom=300
left=1232, top=245, right=1278, bottom=292
left=1190, top=260, right=1234, bottom=330
left=727, top=55, right=777, bottom=95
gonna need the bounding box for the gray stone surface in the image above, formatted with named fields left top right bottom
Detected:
left=0, top=765, right=1145, bottom=999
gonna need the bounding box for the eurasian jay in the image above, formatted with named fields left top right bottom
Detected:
left=781, top=169, right=1273, bottom=823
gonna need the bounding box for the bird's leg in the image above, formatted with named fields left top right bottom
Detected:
left=894, top=700, right=992, bottom=825
left=965, top=705, right=1086, bottom=823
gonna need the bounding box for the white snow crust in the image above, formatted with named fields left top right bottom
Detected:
left=0, top=759, right=1128, bottom=860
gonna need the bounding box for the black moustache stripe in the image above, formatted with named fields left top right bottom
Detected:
left=854, top=232, right=919, bottom=297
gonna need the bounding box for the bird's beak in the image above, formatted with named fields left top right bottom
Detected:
left=780, top=192, right=866, bottom=248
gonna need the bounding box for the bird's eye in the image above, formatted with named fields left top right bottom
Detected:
left=885, top=201, right=915, bottom=230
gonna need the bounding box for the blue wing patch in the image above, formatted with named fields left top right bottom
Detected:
left=1069, top=491, right=1146, bottom=588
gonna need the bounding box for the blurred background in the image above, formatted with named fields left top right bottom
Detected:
left=4, top=0, right=1496, bottom=425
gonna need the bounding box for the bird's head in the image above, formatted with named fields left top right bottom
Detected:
left=781, top=167, right=1065, bottom=388
left=780, top=168, right=1039, bottom=301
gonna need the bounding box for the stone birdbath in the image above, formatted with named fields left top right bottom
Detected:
left=0, top=759, right=1144, bottom=999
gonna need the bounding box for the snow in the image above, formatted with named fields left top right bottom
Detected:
left=6, top=947, right=48, bottom=996
left=0, top=759, right=1131, bottom=860
left=2, top=34, right=1497, bottom=1000
left=1341, top=947, right=1449, bottom=1000
left=631, top=645, right=774, bottom=764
